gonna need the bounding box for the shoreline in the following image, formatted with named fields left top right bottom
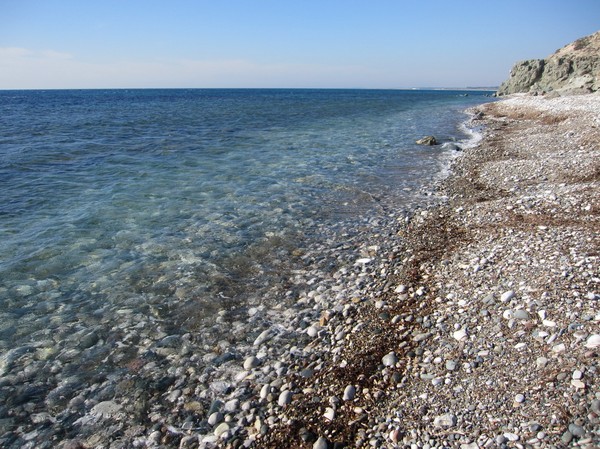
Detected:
left=257, top=93, right=600, bottom=449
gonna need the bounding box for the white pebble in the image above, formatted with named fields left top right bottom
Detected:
left=584, top=334, right=600, bottom=349
left=500, top=290, right=515, bottom=302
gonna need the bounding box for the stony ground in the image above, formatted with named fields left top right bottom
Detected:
left=254, top=93, right=600, bottom=449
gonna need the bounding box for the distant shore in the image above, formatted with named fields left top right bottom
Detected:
left=259, top=93, right=600, bottom=448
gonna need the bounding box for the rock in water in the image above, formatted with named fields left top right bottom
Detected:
left=416, top=136, right=437, bottom=145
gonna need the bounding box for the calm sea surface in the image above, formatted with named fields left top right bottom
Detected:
left=0, top=88, right=491, bottom=374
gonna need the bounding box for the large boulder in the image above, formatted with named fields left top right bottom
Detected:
left=497, top=30, right=600, bottom=96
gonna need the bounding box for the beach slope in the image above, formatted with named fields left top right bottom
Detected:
left=261, top=93, right=600, bottom=448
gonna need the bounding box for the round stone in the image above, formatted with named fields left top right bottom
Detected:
left=568, top=423, right=585, bottom=437
left=208, top=412, right=223, bottom=426
left=214, top=422, right=230, bottom=438
left=500, top=290, right=516, bottom=302
left=313, top=437, right=329, bottom=449
left=515, top=394, right=525, bottom=403
left=382, top=352, right=398, bottom=367
left=243, top=356, right=260, bottom=370
left=343, top=385, right=356, bottom=401
left=513, top=309, right=530, bottom=320
left=278, top=390, right=292, bottom=407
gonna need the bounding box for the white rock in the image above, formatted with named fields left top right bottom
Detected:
left=453, top=328, right=467, bottom=341
left=323, top=407, right=335, bottom=421
left=543, top=319, right=557, bottom=327
left=306, top=325, right=319, bottom=338
left=214, top=422, right=230, bottom=438
left=536, top=357, right=549, bottom=369
left=584, top=334, right=600, bottom=349
left=571, top=379, right=586, bottom=389
left=434, top=413, right=457, bottom=428
left=500, top=290, right=515, bottom=302
left=395, top=285, right=407, bottom=293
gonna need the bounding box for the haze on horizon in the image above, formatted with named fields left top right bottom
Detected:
left=1, top=0, right=598, bottom=90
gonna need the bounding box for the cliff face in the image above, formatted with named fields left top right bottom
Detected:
left=497, top=30, right=600, bottom=96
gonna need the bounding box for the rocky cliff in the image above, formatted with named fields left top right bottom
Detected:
left=497, top=30, right=600, bottom=96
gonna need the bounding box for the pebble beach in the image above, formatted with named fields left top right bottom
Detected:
left=253, top=93, right=600, bottom=449
left=3, top=92, right=598, bottom=449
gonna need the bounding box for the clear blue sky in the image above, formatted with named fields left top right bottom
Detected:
left=1, top=0, right=598, bottom=89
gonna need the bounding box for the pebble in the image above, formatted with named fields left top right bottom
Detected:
left=343, top=385, right=356, bottom=401
left=568, top=423, right=585, bottom=437
left=445, top=360, right=457, bottom=371
left=513, top=309, right=530, bottom=320
left=433, top=413, right=457, bottom=428
left=278, top=390, right=292, bottom=407
left=313, top=437, right=329, bottom=449
left=214, top=422, right=230, bottom=438
left=452, top=328, right=467, bottom=341
left=584, top=334, right=600, bottom=349
left=243, top=356, right=260, bottom=370
left=514, top=393, right=525, bottom=403
left=323, top=407, right=335, bottom=421
left=500, top=290, right=515, bottom=302
left=561, top=430, right=573, bottom=444
left=382, top=352, right=398, bottom=367
left=208, top=412, right=223, bottom=426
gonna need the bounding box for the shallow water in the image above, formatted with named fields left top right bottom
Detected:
left=0, top=88, right=491, bottom=365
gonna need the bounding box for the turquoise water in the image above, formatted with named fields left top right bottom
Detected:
left=0, top=88, right=491, bottom=348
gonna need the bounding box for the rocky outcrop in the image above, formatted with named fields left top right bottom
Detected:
left=497, top=30, right=600, bottom=96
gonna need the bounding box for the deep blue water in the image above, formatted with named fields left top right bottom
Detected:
left=0, top=88, right=491, bottom=347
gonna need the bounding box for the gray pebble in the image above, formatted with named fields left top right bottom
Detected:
left=561, top=430, right=573, bottom=444
left=243, top=356, right=260, bottom=370
left=382, top=351, right=398, bottom=367
left=513, top=309, right=530, bottom=320
left=343, top=385, right=356, bottom=401
left=313, top=437, right=329, bottom=449
left=568, top=423, right=585, bottom=437
left=500, top=290, right=515, bottom=302
left=208, top=412, right=223, bottom=426
left=278, top=390, right=292, bottom=407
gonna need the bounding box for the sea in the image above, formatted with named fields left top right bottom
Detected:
left=0, top=88, right=492, bottom=443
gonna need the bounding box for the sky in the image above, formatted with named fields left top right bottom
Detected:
left=1, top=0, right=599, bottom=89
